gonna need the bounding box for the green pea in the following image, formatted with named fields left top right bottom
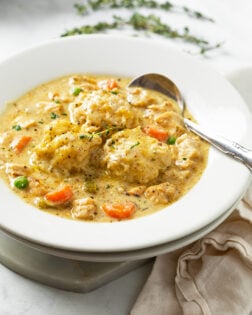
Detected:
left=167, top=136, right=176, bottom=145
left=72, top=87, right=83, bottom=96
left=14, top=176, right=29, bottom=189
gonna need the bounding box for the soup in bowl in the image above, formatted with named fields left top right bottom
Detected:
left=0, top=73, right=209, bottom=222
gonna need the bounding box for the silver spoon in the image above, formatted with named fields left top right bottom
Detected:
left=129, top=73, right=252, bottom=171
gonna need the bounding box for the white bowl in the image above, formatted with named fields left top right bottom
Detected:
left=0, top=35, right=251, bottom=253
left=2, top=198, right=237, bottom=262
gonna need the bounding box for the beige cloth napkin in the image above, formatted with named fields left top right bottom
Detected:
left=131, top=183, right=252, bottom=315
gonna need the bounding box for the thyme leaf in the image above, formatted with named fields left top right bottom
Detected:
left=50, top=112, right=59, bottom=119
left=12, top=125, right=22, bottom=131
left=182, top=6, right=214, bottom=22
left=62, top=21, right=119, bottom=36
left=95, top=126, right=121, bottom=137
left=130, top=141, right=140, bottom=149
left=199, top=42, right=224, bottom=54
left=79, top=126, right=121, bottom=141
left=79, top=133, right=94, bottom=141
left=74, top=3, right=88, bottom=14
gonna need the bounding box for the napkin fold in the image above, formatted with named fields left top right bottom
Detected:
left=131, top=184, right=252, bottom=315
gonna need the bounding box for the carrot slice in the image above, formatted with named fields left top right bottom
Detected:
left=11, top=136, right=32, bottom=153
left=101, top=201, right=136, bottom=219
left=106, top=79, right=118, bottom=90
left=98, top=79, right=118, bottom=90
left=143, top=126, right=168, bottom=142
left=45, top=185, right=73, bottom=205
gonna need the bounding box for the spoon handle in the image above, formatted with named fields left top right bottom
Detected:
left=184, top=118, right=252, bottom=171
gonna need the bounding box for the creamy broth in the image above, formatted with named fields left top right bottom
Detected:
left=0, top=74, right=209, bottom=222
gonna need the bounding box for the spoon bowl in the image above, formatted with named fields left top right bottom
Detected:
left=129, top=73, right=252, bottom=171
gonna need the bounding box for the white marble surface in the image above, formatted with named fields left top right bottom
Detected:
left=0, top=1, right=252, bottom=314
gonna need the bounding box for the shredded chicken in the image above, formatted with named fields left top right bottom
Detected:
left=36, top=101, right=62, bottom=113
left=127, top=185, right=146, bottom=197
left=175, top=134, right=201, bottom=169
left=144, top=182, right=178, bottom=204
left=127, top=87, right=155, bottom=107
left=0, top=132, right=12, bottom=145
left=155, top=111, right=184, bottom=135
left=5, top=163, right=29, bottom=177
left=71, top=197, right=97, bottom=220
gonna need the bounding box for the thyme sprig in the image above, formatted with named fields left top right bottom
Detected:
left=62, top=20, right=118, bottom=36
left=130, top=141, right=140, bottom=149
left=182, top=6, right=214, bottom=22
left=95, top=126, right=121, bottom=137
left=62, top=13, right=221, bottom=53
left=79, top=126, right=121, bottom=141
left=74, top=0, right=214, bottom=22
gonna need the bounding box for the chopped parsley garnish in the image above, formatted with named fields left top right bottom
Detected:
left=80, top=127, right=121, bottom=141
left=95, top=126, right=120, bottom=137
left=50, top=112, right=58, bottom=119
left=111, top=91, right=118, bottom=95
left=79, top=134, right=94, bottom=141
left=130, top=141, right=140, bottom=149
left=12, top=125, right=22, bottom=131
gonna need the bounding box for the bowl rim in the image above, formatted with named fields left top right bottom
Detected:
left=0, top=34, right=251, bottom=252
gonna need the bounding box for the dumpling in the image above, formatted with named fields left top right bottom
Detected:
left=102, top=127, right=171, bottom=184
left=30, top=120, right=102, bottom=176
